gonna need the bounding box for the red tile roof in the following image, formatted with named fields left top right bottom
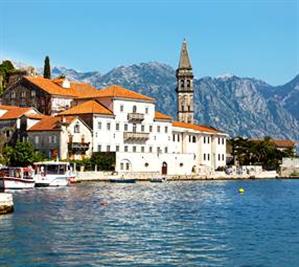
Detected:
left=28, top=116, right=75, bottom=131
left=24, top=76, right=98, bottom=97
left=155, top=111, right=172, bottom=121
left=172, top=121, right=220, bottom=133
left=77, top=85, right=154, bottom=102
left=271, top=139, right=295, bottom=148
left=0, top=106, right=32, bottom=120
left=57, top=100, right=113, bottom=116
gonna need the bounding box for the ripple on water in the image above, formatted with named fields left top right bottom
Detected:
left=0, top=180, right=299, bottom=266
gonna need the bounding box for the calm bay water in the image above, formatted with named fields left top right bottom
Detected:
left=1, top=180, right=299, bottom=267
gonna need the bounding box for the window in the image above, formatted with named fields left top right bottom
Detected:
left=48, top=136, right=52, bottom=143
left=107, top=145, right=110, bottom=152
left=133, top=105, right=137, bottom=113
left=145, top=107, right=149, bottom=114
left=133, top=124, right=137, bottom=133
left=173, top=134, right=175, bottom=142
left=116, top=145, right=119, bottom=152
left=181, top=105, right=184, bottom=112
left=180, top=163, right=184, bottom=167
left=157, top=126, right=160, bottom=132
left=98, top=122, right=102, bottom=130
left=133, top=146, right=136, bottom=152
left=141, top=146, right=145, bottom=153
left=116, top=123, right=120, bottom=131
left=165, top=126, right=168, bottom=133
left=11, top=92, right=16, bottom=99
left=98, top=145, right=101, bottom=152
left=189, top=135, right=191, bottom=142
left=124, top=124, right=128, bottom=131
left=218, top=138, right=220, bottom=145
left=126, top=163, right=130, bottom=170
left=207, top=137, right=210, bottom=144
left=164, top=147, right=168, bottom=153
left=141, top=125, right=145, bottom=132
left=192, top=136, right=196, bottom=143
left=74, top=123, right=80, bottom=133
left=187, top=80, right=191, bottom=88
left=35, top=136, right=39, bottom=144
left=149, top=125, right=153, bottom=132
left=124, top=146, right=128, bottom=152
left=204, top=137, right=206, bottom=144
left=204, top=153, right=206, bottom=161
left=21, top=91, right=26, bottom=97
left=149, top=146, right=153, bottom=153
left=180, top=79, right=184, bottom=87
left=107, top=123, right=111, bottom=130
left=31, top=90, right=36, bottom=97
left=120, top=163, right=124, bottom=170
left=177, top=135, right=180, bottom=142
left=222, top=138, right=225, bottom=145
left=222, top=154, right=225, bottom=161
left=120, top=105, right=124, bottom=112
left=157, top=147, right=161, bottom=153
left=218, top=154, right=220, bottom=161
left=208, top=154, right=210, bottom=161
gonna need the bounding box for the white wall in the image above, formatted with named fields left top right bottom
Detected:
left=116, top=152, right=195, bottom=175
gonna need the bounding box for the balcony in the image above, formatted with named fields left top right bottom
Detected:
left=127, top=112, right=144, bottom=122
left=68, top=142, right=90, bottom=152
left=123, top=132, right=149, bottom=142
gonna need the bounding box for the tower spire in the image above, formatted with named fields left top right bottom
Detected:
left=176, top=39, right=194, bottom=124
left=178, top=39, right=192, bottom=70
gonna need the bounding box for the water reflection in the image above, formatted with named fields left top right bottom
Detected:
left=0, top=180, right=299, bottom=266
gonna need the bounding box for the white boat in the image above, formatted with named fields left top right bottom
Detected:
left=0, top=167, right=35, bottom=189
left=34, top=161, right=75, bottom=187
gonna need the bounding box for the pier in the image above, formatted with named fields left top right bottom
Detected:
left=0, top=193, right=14, bottom=215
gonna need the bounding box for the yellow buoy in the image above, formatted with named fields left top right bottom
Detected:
left=239, top=188, right=245, bottom=194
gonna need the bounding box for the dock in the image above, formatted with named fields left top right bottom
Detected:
left=0, top=193, right=14, bottom=215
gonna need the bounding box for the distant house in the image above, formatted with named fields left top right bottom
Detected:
left=0, top=104, right=44, bottom=145
left=2, top=76, right=98, bottom=115
left=27, top=116, right=92, bottom=160
left=271, top=139, right=297, bottom=155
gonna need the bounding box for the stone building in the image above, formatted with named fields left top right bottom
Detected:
left=2, top=76, right=98, bottom=115
left=27, top=116, right=92, bottom=160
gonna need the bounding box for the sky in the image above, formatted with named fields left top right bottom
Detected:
left=0, top=0, right=298, bottom=85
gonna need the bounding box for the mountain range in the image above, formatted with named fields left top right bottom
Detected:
left=13, top=61, right=299, bottom=141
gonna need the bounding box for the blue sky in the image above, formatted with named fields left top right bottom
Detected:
left=0, top=0, right=298, bottom=85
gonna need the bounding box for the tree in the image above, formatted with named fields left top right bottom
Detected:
left=3, top=141, right=45, bottom=167
left=0, top=60, right=15, bottom=94
left=43, top=56, right=51, bottom=79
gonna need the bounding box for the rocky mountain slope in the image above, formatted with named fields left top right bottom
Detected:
left=18, top=61, right=299, bottom=140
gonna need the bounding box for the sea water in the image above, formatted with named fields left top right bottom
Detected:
left=0, top=180, right=299, bottom=266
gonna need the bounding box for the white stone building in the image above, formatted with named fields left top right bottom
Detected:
left=58, top=85, right=228, bottom=175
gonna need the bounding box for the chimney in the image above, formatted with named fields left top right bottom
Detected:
left=62, top=78, right=71, bottom=89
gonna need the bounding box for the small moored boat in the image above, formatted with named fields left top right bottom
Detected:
left=34, top=161, right=75, bottom=187
left=109, top=177, right=136, bottom=183
left=0, top=167, right=35, bottom=190
left=150, top=177, right=166, bottom=183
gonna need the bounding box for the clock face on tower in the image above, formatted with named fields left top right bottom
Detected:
left=176, top=40, right=194, bottom=124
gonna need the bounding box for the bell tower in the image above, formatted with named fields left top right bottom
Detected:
left=176, top=39, right=194, bottom=124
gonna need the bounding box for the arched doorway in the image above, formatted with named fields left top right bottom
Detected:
left=161, top=162, right=168, bottom=175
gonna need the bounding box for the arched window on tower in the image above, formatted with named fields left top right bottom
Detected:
left=181, top=105, right=184, bottom=112
left=188, top=105, right=191, bottom=111
left=180, top=79, right=184, bottom=88
left=187, top=80, right=191, bottom=88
